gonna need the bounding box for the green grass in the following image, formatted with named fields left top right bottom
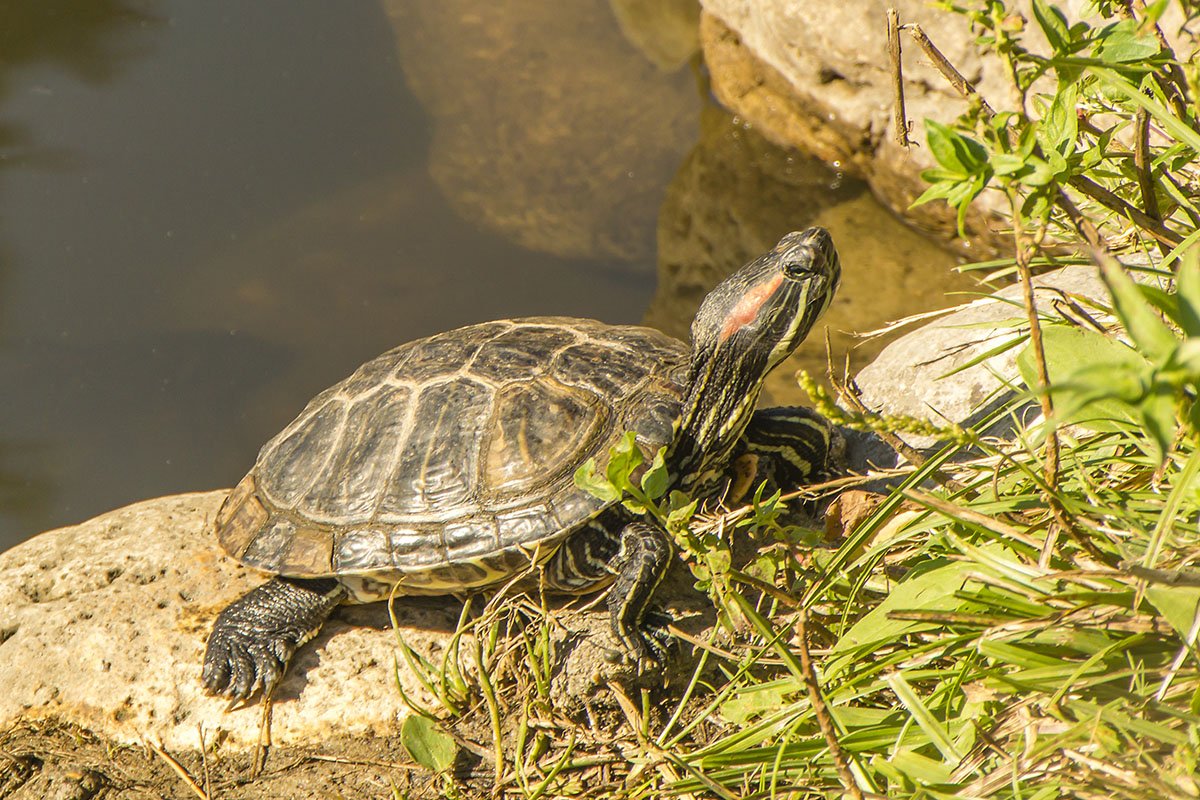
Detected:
left=385, top=386, right=1200, bottom=798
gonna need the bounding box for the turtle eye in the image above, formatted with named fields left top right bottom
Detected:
left=783, top=247, right=819, bottom=278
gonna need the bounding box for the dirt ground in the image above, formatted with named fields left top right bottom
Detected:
left=0, top=718, right=464, bottom=799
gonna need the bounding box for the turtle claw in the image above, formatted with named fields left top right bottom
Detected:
left=201, top=624, right=292, bottom=702
left=202, top=577, right=345, bottom=703
left=610, top=607, right=677, bottom=674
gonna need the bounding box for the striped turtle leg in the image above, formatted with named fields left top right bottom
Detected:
left=547, top=518, right=675, bottom=668
left=728, top=406, right=840, bottom=503
left=608, top=521, right=675, bottom=668
left=202, top=577, right=347, bottom=701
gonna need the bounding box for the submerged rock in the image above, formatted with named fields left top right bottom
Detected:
left=383, top=0, right=699, bottom=263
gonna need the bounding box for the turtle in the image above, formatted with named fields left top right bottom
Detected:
left=201, top=227, right=841, bottom=701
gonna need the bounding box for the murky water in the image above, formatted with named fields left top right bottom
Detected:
left=0, top=0, right=969, bottom=551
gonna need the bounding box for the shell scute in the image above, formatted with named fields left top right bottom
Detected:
left=469, top=325, right=576, bottom=382
left=482, top=381, right=602, bottom=497
left=304, top=383, right=413, bottom=520
left=333, top=528, right=393, bottom=572
left=377, top=377, right=491, bottom=519
left=260, top=398, right=347, bottom=509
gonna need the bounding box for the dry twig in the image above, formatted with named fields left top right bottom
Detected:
left=887, top=9, right=911, bottom=148
left=796, top=611, right=866, bottom=800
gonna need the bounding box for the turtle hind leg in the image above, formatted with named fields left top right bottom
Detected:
left=202, top=577, right=346, bottom=701
left=729, top=406, right=842, bottom=502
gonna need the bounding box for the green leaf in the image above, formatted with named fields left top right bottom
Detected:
left=1018, top=157, right=1056, bottom=187
left=924, top=119, right=987, bottom=176
left=910, top=178, right=959, bottom=208
left=1176, top=252, right=1200, bottom=336
left=605, top=431, right=643, bottom=490
left=666, top=490, right=698, bottom=531
left=401, top=715, right=457, bottom=773
left=1041, top=81, right=1078, bottom=154
left=1101, top=260, right=1178, bottom=361
left=1031, top=0, right=1070, bottom=53
left=888, top=749, right=956, bottom=785
left=719, top=681, right=795, bottom=724
left=1100, top=71, right=1200, bottom=155
left=1145, top=585, right=1200, bottom=641
left=1017, top=326, right=1151, bottom=431
left=826, top=560, right=973, bottom=675
left=991, top=152, right=1028, bottom=177
left=1094, top=22, right=1161, bottom=64
left=639, top=446, right=670, bottom=500
left=1138, top=386, right=1178, bottom=463
left=573, top=458, right=621, bottom=503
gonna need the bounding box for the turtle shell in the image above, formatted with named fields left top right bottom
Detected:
left=215, top=317, right=689, bottom=593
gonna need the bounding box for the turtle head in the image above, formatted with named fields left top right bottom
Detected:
left=674, top=228, right=840, bottom=489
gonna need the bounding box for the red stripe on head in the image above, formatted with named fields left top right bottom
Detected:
left=718, top=272, right=785, bottom=343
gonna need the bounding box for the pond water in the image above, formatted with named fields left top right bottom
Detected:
left=0, top=0, right=970, bottom=551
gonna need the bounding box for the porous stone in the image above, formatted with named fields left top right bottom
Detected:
left=698, top=0, right=1196, bottom=251
left=850, top=266, right=1120, bottom=449
left=0, top=492, right=449, bottom=751
left=0, top=491, right=699, bottom=754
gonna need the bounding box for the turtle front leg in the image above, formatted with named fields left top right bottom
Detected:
left=548, top=519, right=675, bottom=668
left=608, top=521, right=675, bottom=668
left=202, top=577, right=346, bottom=701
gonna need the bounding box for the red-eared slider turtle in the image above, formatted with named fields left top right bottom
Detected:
left=202, top=228, right=841, bottom=700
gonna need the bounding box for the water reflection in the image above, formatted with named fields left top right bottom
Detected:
left=0, top=0, right=158, bottom=543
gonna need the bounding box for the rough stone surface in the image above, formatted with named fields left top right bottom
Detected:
left=851, top=266, right=1123, bottom=448
left=0, top=492, right=448, bottom=751
left=698, top=0, right=1194, bottom=252
left=382, top=0, right=699, bottom=263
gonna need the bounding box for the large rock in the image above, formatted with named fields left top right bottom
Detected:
left=697, top=1, right=1195, bottom=251
left=850, top=264, right=1162, bottom=449
left=0, top=492, right=445, bottom=751
left=0, top=491, right=705, bottom=755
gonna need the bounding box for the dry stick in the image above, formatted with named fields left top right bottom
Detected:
left=148, top=742, right=210, bottom=800
left=251, top=694, right=274, bottom=779
left=1056, top=190, right=1110, bottom=256
left=1132, top=108, right=1163, bottom=223
left=1065, top=176, right=1182, bottom=248
left=902, top=23, right=995, bottom=116
left=197, top=725, right=212, bottom=800
left=607, top=683, right=730, bottom=800
left=834, top=374, right=930, bottom=468
left=796, top=610, right=866, bottom=800
left=1009, top=213, right=1073, bottom=567
left=887, top=9, right=911, bottom=148
left=1133, top=107, right=1170, bottom=257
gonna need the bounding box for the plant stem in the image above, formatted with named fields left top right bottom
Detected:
left=796, top=610, right=866, bottom=800
left=887, top=9, right=911, bottom=148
